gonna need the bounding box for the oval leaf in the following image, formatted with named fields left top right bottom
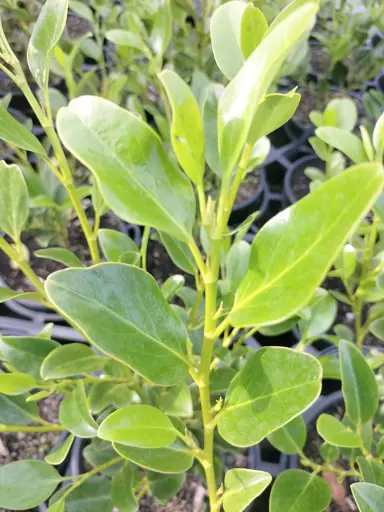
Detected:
left=316, top=127, right=367, bottom=164
left=0, top=106, right=45, bottom=155
left=57, top=97, right=195, bottom=242
left=317, top=413, right=361, bottom=447
left=0, top=394, right=38, bottom=426
left=112, top=463, right=138, bottom=512
left=45, top=433, right=75, bottom=465
left=45, top=264, right=190, bottom=386
left=230, top=164, right=384, bottom=328
left=268, top=416, right=307, bottom=455
left=0, top=372, right=37, bottom=395
left=223, top=469, right=272, bottom=512
left=98, top=229, right=139, bottom=262
left=41, top=343, right=104, bottom=379
left=35, top=248, right=83, bottom=268
left=217, top=347, right=322, bottom=447
left=240, top=4, right=268, bottom=59
left=58, top=381, right=98, bottom=438
left=351, top=482, right=384, bottom=512
left=0, top=162, right=29, bottom=240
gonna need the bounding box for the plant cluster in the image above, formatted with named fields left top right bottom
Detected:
left=0, top=1, right=383, bottom=512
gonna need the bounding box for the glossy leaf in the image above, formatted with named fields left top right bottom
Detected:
left=230, top=164, right=384, bottom=327
left=45, top=433, right=75, bottom=465
left=225, top=240, right=251, bottom=294
left=0, top=460, right=62, bottom=510
left=114, top=438, right=193, bottom=474
left=202, top=83, right=224, bottom=176
left=218, top=0, right=318, bottom=177
left=302, top=295, right=337, bottom=338
left=218, top=348, right=322, bottom=447
left=357, top=457, right=384, bottom=487
left=148, top=472, right=185, bottom=505
left=112, top=464, right=138, bottom=512
left=89, top=381, right=132, bottom=414
left=41, top=343, right=104, bottom=379
left=0, top=162, right=29, bottom=240
left=0, top=335, right=58, bottom=379
left=270, top=469, right=331, bottom=512
left=0, top=372, right=37, bottom=395
left=316, top=127, right=367, bottom=164
left=0, top=288, right=44, bottom=305
left=35, top=248, right=82, bottom=267
left=57, top=97, right=195, bottom=242
left=0, top=106, right=45, bottom=155
left=98, top=405, right=177, bottom=448
left=159, top=232, right=197, bottom=275
left=211, top=1, right=247, bottom=80
left=0, top=394, right=38, bottom=425
left=98, top=229, right=139, bottom=262
left=59, top=381, right=98, bottom=438
left=159, top=70, right=205, bottom=185
left=340, top=340, right=379, bottom=425
left=223, top=469, right=271, bottom=512
left=268, top=416, right=306, bottom=455
left=150, top=0, right=172, bottom=58
left=317, top=414, right=361, bottom=447
left=240, top=4, right=268, bottom=59
left=351, top=483, right=384, bottom=512
left=161, top=275, right=185, bottom=301
left=158, top=383, right=193, bottom=418
left=27, top=0, right=69, bottom=89
left=46, top=264, right=190, bottom=385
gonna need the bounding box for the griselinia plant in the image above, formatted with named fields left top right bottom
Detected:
left=0, top=1, right=384, bottom=511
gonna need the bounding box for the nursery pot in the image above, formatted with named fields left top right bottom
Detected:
left=229, top=168, right=269, bottom=226
left=283, top=155, right=324, bottom=207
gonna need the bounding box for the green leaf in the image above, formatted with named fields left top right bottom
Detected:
left=98, top=405, right=177, bottom=448
left=119, top=251, right=141, bottom=265
left=114, top=438, right=193, bottom=474
left=88, top=381, right=132, bottom=414
left=112, top=464, right=138, bottom=512
left=0, top=106, right=45, bottom=155
left=45, top=433, right=75, bottom=465
left=317, top=414, right=361, bottom=447
left=230, top=164, right=384, bottom=328
left=223, top=469, right=271, bottom=512
left=247, top=91, right=301, bottom=147
left=0, top=394, right=38, bottom=425
left=340, top=340, right=379, bottom=425
left=0, top=460, right=62, bottom=510
left=218, top=0, right=318, bottom=177
left=83, top=440, right=123, bottom=477
left=35, top=248, right=83, bottom=268
left=240, top=4, right=268, bottom=59
left=148, top=472, right=185, bottom=505
left=0, top=162, right=29, bottom=240
left=105, top=29, right=151, bottom=57
left=369, top=317, right=384, bottom=341
left=0, top=288, right=44, bottom=305
left=351, top=482, right=384, bottom=512
left=47, top=500, right=64, bottom=512
left=217, top=347, right=322, bottom=447
left=0, top=336, right=59, bottom=380
left=211, top=367, right=236, bottom=394
left=159, top=232, right=197, bottom=275
left=373, top=112, right=384, bottom=157
left=57, top=97, right=195, bottom=242
left=202, top=83, right=224, bottom=176
left=59, top=381, right=98, bottom=437
left=211, top=1, right=247, bottom=80
left=41, top=343, right=104, bottom=379
left=150, top=0, right=172, bottom=58
left=268, top=416, right=306, bottom=455
left=343, top=243, right=357, bottom=278
left=319, top=442, right=339, bottom=462
left=159, top=70, right=205, bottom=186
left=315, top=127, right=367, bottom=164
left=270, top=469, right=331, bottom=512
left=357, top=457, right=384, bottom=487
left=323, top=98, right=357, bottom=131
left=98, top=229, right=139, bottom=262
left=46, top=264, right=190, bottom=385
left=27, top=0, right=69, bottom=89
left=225, top=240, right=251, bottom=294
left=161, top=275, right=185, bottom=301
left=59, top=476, right=112, bottom=512
left=0, top=372, right=37, bottom=395
left=302, top=295, right=337, bottom=338
left=158, top=383, right=193, bottom=418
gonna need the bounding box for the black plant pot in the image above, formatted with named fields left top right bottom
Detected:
left=375, top=69, right=384, bottom=95
left=283, top=155, right=324, bottom=207
left=229, top=169, right=269, bottom=226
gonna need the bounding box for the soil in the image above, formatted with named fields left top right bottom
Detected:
left=290, top=166, right=311, bottom=201
left=146, top=238, right=194, bottom=287
left=234, top=170, right=261, bottom=206
left=66, top=14, right=92, bottom=40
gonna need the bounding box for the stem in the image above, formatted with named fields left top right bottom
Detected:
left=0, top=423, right=65, bottom=432
left=141, top=226, right=150, bottom=271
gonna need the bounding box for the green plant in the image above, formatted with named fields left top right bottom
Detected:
left=0, top=1, right=384, bottom=511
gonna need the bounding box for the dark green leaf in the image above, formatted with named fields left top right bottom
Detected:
left=148, top=472, right=185, bottom=505
left=211, top=367, right=236, bottom=394
left=0, top=107, right=45, bottom=155
left=41, top=343, right=104, bottom=379
left=112, top=463, right=138, bottom=512
left=268, top=416, right=306, bottom=455
left=63, top=476, right=112, bottom=512
left=0, top=394, right=38, bottom=425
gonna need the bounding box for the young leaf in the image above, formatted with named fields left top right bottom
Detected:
left=317, top=414, right=361, bottom=447
left=105, top=29, right=152, bottom=58
left=159, top=232, right=197, bottom=275
left=319, top=443, right=339, bottom=462
left=27, top=0, right=69, bottom=89
left=357, top=457, right=384, bottom=487
left=161, top=275, right=185, bottom=301
left=270, top=469, right=331, bottom=512
left=59, top=381, right=98, bottom=437
left=159, top=70, right=205, bottom=186
left=112, top=464, right=138, bottom=512
left=89, top=381, right=132, bottom=414
left=0, top=460, right=62, bottom=510
left=202, top=83, right=224, bottom=177
left=240, top=4, right=268, bottom=59
left=0, top=288, right=44, bottom=305
left=119, top=251, right=141, bottom=266
left=223, top=469, right=272, bottom=512
left=302, top=295, right=337, bottom=338
left=47, top=500, right=64, bottom=512
left=57, top=97, right=195, bottom=242
left=268, top=416, right=306, bottom=455
left=0, top=106, right=45, bottom=155
left=35, top=248, right=83, bottom=268
left=0, top=162, right=29, bottom=240
left=315, top=127, right=367, bottom=164
left=218, top=0, right=318, bottom=177
left=46, top=264, right=190, bottom=386
left=41, top=343, right=105, bottom=379
left=323, top=98, right=357, bottom=131
left=0, top=394, right=38, bottom=426
left=225, top=240, right=251, bottom=294
left=114, top=439, right=193, bottom=474
left=0, top=372, right=37, bottom=395
left=217, top=347, right=322, bottom=447
left=351, top=482, right=384, bottom=512
left=0, top=336, right=59, bottom=380
left=98, top=229, right=139, bottom=262
left=148, top=472, right=185, bottom=505
left=98, top=405, right=177, bottom=448
left=339, top=340, right=379, bottom=425
left=45, top=433, right=75, bottom=465
left=230, top=163, right=384, bottom=328
left=158, top=383, right=193, bottom=418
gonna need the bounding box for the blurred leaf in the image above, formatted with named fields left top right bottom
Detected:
left=0, top=162, right=29, bottom=240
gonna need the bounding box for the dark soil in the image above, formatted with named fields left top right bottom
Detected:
left=290, top=166, right=311, bottom=201
left=139, top=476, right=206, bottom=512
left=235, top=170, right=261, bottom=206
left=146, top=239, right=194, bottom=287
left=66, top=14, right=92, bottom=39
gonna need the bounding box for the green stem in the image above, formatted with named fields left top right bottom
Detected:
left=141, top=226, right=150, bottom=271
left=0, top=423, right=65, bottom=433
